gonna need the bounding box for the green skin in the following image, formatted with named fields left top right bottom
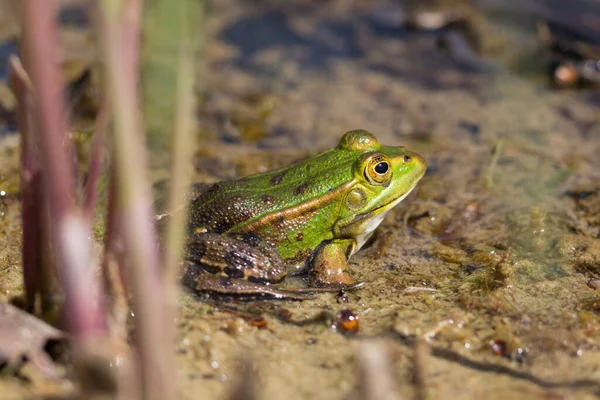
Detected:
left=185, top=129, right=427, bottom=290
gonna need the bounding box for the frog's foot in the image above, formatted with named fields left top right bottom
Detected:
left=309, top=239, right=359, bottom=288
left=183, top=263, right=310, bottom=301
left=310, top=267, right=357, bottom=287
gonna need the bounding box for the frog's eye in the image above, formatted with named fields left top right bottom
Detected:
left=365, top=155, right=392, bottom=186
left=374, top=162, right=388, bottom=174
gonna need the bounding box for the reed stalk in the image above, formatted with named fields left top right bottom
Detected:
left=98, top=0, right=174, bottom=398
left=160, top=2, right=202, bottom=396
left=20, top=0, right=104, bottom=340
left=83, top=101, right=109, bottom=222
left=8, top=56, right=41, bottom=315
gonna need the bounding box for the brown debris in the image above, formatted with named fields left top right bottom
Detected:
left=555, top=234, right=600, bottom=274
left=248, top=316, right=268, bottom=329
left=0, top=303, right=69, bottom=379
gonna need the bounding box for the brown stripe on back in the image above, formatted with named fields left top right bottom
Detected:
left=232, top=180, right=356, bottom=234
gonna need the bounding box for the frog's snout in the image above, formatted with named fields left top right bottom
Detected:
left=413, top=153, right=427, bottom=173
left=404, top=151, right=427, bottom=176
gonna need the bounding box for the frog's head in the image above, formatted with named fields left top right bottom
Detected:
left=334, top=129, right=427, bottom=245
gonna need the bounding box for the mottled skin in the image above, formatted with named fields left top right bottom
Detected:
left=185, top=130, right=427, bottom=291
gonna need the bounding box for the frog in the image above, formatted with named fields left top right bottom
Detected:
left=181, top=129, right=427, bottom=298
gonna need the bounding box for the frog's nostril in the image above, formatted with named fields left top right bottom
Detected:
left=403, top=155, right=412, bottom=162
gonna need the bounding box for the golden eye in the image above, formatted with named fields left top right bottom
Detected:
left=365, top=155, right=392, bottom=185
left=374, top=162, right=388, bottom=173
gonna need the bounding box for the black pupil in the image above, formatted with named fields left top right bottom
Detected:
left=374, top=162, right=388, bottom=174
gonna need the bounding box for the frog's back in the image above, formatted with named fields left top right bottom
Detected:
left=187, top=147, right=357, bottom=235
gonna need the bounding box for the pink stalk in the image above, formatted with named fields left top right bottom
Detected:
left=99, top=0, right=173, bottom=398
left=122, top=0, right=142, bottom=84
left=20, top=0, right=104, bottom=339
left=9, top=56, right=42, bottom=314
left=84, top=0, right=140, bottom=223
left=98, top=0, right=141, bottom=320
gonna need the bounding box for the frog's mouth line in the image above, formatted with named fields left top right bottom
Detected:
left=363, top=183, right=418, bottom=218
left=364, top=165, right=427, bottom=217
left=345, top=184, right=417, bottom=232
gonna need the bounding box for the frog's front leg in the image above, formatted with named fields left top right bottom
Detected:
left=309, top=239, right=359, bottom=287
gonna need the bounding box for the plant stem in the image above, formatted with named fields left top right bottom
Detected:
left=161, top=2, right=202, bottom=395
left=20, top=0, right=104, bottom=339
left=83, top=101, right=109, bottom=223
left=486, top=139, right=505, bottom=189
left=98, top=0, right=173, bottom=398
left=162, top=0, right=200, bottom=313
left=8, top=56, right=41, bottom=314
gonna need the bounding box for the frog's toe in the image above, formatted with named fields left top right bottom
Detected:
left=309, top=268, right=357, bottom=288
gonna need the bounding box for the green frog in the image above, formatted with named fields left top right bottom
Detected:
left=181, top=130, right=427, bottom=298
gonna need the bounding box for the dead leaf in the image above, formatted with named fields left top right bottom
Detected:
left=0, top=303, right=69, bottom=379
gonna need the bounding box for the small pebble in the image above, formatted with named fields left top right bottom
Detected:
left=587, top=279, right=600, bottom=290
left=336, top=309, right=359, bottom=334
